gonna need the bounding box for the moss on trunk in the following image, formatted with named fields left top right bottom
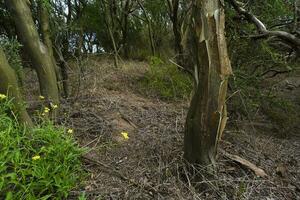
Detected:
left=0, top=48, right=33, bottom=127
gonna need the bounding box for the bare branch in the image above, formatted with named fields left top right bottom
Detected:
left=227, top=0, right=300, bottom=50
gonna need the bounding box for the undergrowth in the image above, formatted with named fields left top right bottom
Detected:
left=229, top=70, right=299, bottom=136
left=0, top=97, right=85, bottom=199
left=140, top=56, right=193, bottom=100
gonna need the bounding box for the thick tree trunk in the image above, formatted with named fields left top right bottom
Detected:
left=0, top=48, right=33, bottom=127
left=184, top=0, right=232, bottom=167
left=6, top=0, right=60, bottom=105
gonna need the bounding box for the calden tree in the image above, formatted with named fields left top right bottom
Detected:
left=184, top=0, right=232, bottom=168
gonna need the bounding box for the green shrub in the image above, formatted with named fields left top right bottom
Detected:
left=0, top=36, right=23, bottom=71
left=140, top=56, right=193, bottom=100
left=0, top=97, right=85, bottom=199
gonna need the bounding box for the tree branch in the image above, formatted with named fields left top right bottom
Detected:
left=227, top=0, right=300, bottom=50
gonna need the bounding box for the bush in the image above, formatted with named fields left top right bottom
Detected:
left=140, top=56, right=193, bottom=100
left=0, top=36, right=23, bottom=72
left=0, top=97, right=85, bottom=199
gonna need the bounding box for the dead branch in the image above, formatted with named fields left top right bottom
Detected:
left=221, top=150, right=268, bottom=178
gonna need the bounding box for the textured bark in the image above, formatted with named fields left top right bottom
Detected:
left=167, top=0, right=184, bottom=66
left=0, top=48, right=33, bottom=127
left=6, top=0, right=59, bottom=105
left=38, top=0, right=64, bottom=96
left=121, top=0, right=131, bottom=58
left=184, top=0, right=232, bottom=167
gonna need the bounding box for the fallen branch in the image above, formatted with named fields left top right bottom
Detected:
left=221, top=150, right=268, bottom=178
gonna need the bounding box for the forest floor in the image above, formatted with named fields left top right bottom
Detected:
left=25, top=57, right=300, bottom=200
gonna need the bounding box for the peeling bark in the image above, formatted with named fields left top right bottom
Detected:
left=184, top=0, right=232, bottom=168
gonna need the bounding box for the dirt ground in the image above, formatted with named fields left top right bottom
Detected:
left=24, top=57, right=300, bottom=199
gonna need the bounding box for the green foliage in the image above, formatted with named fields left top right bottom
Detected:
left=0, top=98, right=85, bottom=199
left=225, top=0, right=299, bottom=135
left=229, top=70, right=299, bottom=135
left=0, top=37, right=22, bottom=71
left=140, top=56, right=193, bottom=100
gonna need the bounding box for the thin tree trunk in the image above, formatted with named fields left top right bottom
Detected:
left=122, top=0, right=131, bottom=59
left=6, top=0, right=60, bottom=105
left=108, top=25, right=119, bottom=68
left=38, top=0, right=64, bottom=96
left=184, top=0, right=232, bottom=168
left=103, top=0, right=119, bottom=68
left=167, top=0, right=184, bottom=66
left=0, top=48, right=33, bottom=127
left=138, top=1, right=155, bottom=56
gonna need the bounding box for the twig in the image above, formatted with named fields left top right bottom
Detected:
left=82, top=155, right=166, bottom=197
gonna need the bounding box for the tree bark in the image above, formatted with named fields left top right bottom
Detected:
left=0, top=48, right=33, bottom=127
left=184, top=0, right=232, bottom=168
left=6, top=0, right=60, bottom=105
left=167, top=0, right=184, bottom=66
left=121, top=0, right=131, bottom=59
left=38, top=0, right=64, bottom=96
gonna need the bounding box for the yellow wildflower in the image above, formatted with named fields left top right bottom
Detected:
left=32, top=155, right=41, bottom=161
left=39, top=95, right=45, bottom=100
left=43, top=107, right=50, bottom=113
left=0, top=94, right=7, bottom=100
left=67, top=129, right=73, bottom=134
left=121, top=132, right=129, bottom=140
left=50, top=103, right=58, bottom=109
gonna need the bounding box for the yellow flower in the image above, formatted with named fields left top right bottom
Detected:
left=32, top=155, right=41, bottom=161
left=50, top=103, right=58, bottom=109
left=67, top=129, right=73, bottom=134
left=39, top=95, right=45, bottom=100
left=121, top=132, right=129, bottom=140
left=43, top=107, right=50, bottom=113
left=0, top=94, right=7, bottom=100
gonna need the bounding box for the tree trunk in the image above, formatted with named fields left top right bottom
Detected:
left=6, top=0, right=60, bottom=105
left=0, top=48, right=33, bottom=127
left=184, top=0, right=232, bottom=168
left=138, top=1, right=156, bottom=56
left=121, top=0, right=131, bottom=59
left=38, top=0, right=64, bottom=96
left=167, top=0, right=184, bottom=66
left=103, top=0, right=119, bottom=68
